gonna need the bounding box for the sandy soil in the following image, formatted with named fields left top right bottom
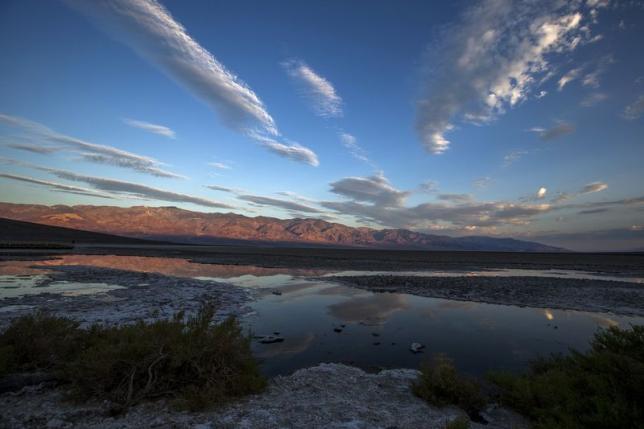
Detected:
left=328, top=275, right=644, bottom=316
left=0, top=363, right=527, bottom=429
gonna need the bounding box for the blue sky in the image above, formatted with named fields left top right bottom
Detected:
left=1, top=0, right=643, bottom=251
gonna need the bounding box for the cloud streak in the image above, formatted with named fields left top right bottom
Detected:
left=237, top=194, right=322, bottom=214
left=66, top=0, right=277, bottom=136
left=0, top=173, right=115, bottom=199
left=123, top=118, right=176, bottom=138
left=529, top=121, right=575, bottom=140
left=0, top=113, right=183, bottom=178
left=416, top=0, right=599, bottom=153
left=283, top=59, right=342, bottom=118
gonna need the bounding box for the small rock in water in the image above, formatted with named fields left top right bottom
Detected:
left=257, top=335, right=285, bottom=344
left=373, top=342, right=381, bottom=346
left=409, top=342, right=425, bottom=353
left=333, top=327, right=343, bottom=333
left=372, top=332, right=380, bottom=337
left=271, top=290, right=282, bottom=295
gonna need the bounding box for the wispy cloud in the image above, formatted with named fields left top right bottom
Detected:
left=0, top=172, right=115, bottom=199
left=419, top=180, right=439, bottom=193
left=437, top=193, right=473, bottom=204
left=47, top=169, right=232, bottom=209
left=623, top=95, right=644, bottom=120
left=66, top=0, right=319, bottom=166
left=4, top=142, right=60, bottom=154
left=253, top=135, right=319, bottom=167
left=473, top=177, right=492, bottom=189
left=66, top=0, right=277, bottom=136
left=329, top=172, right=409, bottom=207
left=416, top=0, right=600, bottom=153
left=581, top=181, right=608, bottom=194
left=529, top=121, right=575, bottom=140
left=123, top=118, right=175, bottom=138
left=558, top=67, right=582, bottom=90
left=339, top=132, right=373, bottom=166
left=503, top=150, right=528, bottom=166
left=5, top=160, right=233, bottom=209
left=237, top=194, right=322, bottom=214
left=0, top=113, right=183, bottom=178
left=283, top=59, right=342, bottom=118
left=207, top=162, right=232, bottom=170
left=580, top=92, right=608, bottom=107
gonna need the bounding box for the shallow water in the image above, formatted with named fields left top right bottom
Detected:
left=1, top=255, right=643, bottom=376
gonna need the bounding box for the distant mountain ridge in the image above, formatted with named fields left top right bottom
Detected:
left=0, top=203, right=563, bottom=252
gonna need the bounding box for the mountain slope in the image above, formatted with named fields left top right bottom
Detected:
left=0, top=203, right=562, bottom=251
left=0, top=217, right=166, bottom=245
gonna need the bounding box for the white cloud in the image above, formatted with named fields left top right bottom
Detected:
left=207, top=162, right=232, bottom=170
left=339, top=132, right=373, bottom=165
left=416, top=0, right=598, bottom=153
left=123, top=118, right=175, bottom=138
left=0, top=113, right=183, bottom=178
left=581, top=181, right=608, bottom=194
left=623, top=95, right=644, bottom=120
left=66, top=0, right=277, bottom=136
left=329, top=172, right=409, bottom=207
left=529, top=121, right=575, bottom=140
left=283, top=59, right=342, bottom=118
left=558, top=67, right=582, bottom=90
left=254, top=136, right=319, bottom=167
left=537, top=187, right=548, bottom=199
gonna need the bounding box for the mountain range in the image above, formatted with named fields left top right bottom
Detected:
left=0, top=203, right=562, bottom=252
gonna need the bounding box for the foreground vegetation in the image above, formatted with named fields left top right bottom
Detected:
left=413, top=325, right=644, bottom=429
left=0, top=305, right=266, bottom=412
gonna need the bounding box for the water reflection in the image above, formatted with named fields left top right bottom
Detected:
left=328, top=294, right=410, bottom=325
left=1, top=255, right=643, bottom=377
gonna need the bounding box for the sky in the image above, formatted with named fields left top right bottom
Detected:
left=0, top=0, right=643, bottom=251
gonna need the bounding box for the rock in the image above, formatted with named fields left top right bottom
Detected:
left=257, top=335, right=285, bottom=344
left=271, top=290, right=282, bottom=296
left=373, top=342, right=381, bottom=346
left=372, top=332, right=380, bottom=337
left=409, top=342, right=425, bottom=353
left=333, top=327, right=343, bottom=333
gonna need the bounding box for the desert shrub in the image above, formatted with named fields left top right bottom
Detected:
left=0, top=304, right=266, bottom=411
left=412, top=355, right=486, bottom=417
left=0, top=311, right=82, bottom=376
left=489, top=325, right=644, bottom=429
left=444, top=416, right=470, bottom=429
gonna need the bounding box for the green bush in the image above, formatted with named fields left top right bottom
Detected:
left=489, top=325, right=644, bottom=429
left=412, top=355, right=486, bottom=417
left=0, top=311, right=83, bottom=376
left=0, top=305, right=266, bottom=411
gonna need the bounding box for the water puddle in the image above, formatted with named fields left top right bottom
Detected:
left=1, top=255, right=643, bottom=376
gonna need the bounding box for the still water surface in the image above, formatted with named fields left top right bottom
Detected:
left=1, top=255, right=642, bottom=376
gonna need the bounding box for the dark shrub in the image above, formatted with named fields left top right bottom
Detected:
left=412, top=354, right=486, bottom=417
left=489, top=325, right=644, bottom=429
left=0, top=304, right=266, bottom=411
